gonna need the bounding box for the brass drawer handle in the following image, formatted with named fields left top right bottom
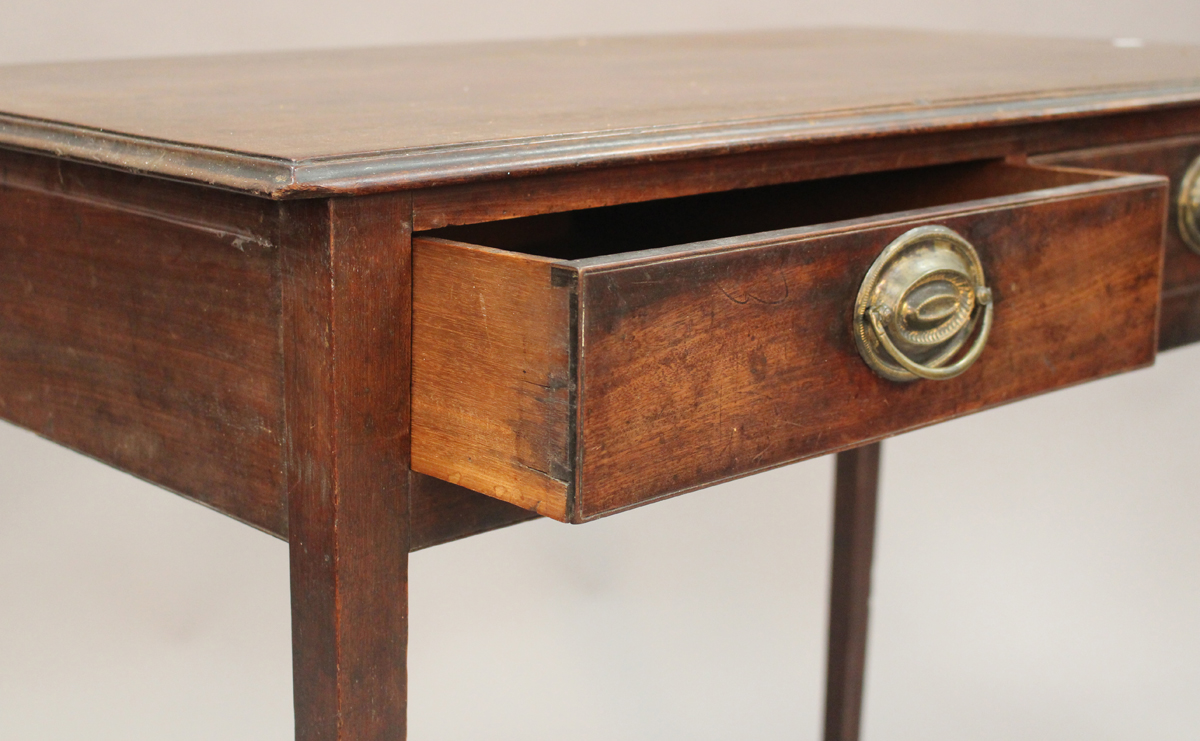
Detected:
left=1180, top=155, right=1200, bottom=254
left=854, top=225, right=994, bottom=382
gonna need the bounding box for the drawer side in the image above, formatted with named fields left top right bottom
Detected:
left=412, top=238, right=575, bottom=520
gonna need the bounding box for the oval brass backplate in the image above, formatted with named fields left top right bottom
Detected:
left=854, top=225, right=993, bottom=382
left=1179, top=155, right=1200, bottom=254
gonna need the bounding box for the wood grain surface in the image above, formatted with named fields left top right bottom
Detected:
left=0, top=30, right=1198, bottom=195
left=0, top=148, right=541, bottom=548
left=412, top=163, right=1167, bottom=521
left=281, top=192, right=411, bottom=741
left=0, top=148, right=287, bottom=534
left=574, top=171, right=1164, bottom=519
left=4, top=30, right=1195, bottom=741
left=1034, top=134, right=1200, bottom=291
left=1033, top=135, right=1200, bottom=350
left=412, top=238, right=575, bottom=520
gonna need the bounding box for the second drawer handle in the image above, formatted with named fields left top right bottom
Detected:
left=854, top=225, right=994, bottom=382
left=1180, top=155, right=1200, bottom=254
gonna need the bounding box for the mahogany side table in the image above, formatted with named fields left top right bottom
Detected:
left=1, top=29, right=1199, bottom=740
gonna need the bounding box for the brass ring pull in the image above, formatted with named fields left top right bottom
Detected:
left=1179, top=155, right=1200, bottom=254
left=854, top=225, right=994, bottom=382
left=868, top=288, right=993, bottom=380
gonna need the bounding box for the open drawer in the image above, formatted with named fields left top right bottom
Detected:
left=411, top=161, right=1167, bottom=522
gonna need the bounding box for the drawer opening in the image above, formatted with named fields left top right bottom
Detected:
left=423, top=160, right=1104, bottom=261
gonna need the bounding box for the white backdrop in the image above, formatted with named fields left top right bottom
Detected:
left=1, top=2, right=1198, bottom=739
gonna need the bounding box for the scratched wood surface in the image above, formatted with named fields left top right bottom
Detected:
left=411, top=163, right=1167, bottom=521
left=574, top=172, right=1165, bottom=518
left=0, top=30, right=1199, bottom=195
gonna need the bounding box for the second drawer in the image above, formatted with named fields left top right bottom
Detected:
left=1033, top=135, right=1200, bottom=349
left=412, top=161, right=1167, bottom=522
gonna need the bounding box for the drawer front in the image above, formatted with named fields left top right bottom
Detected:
left=577, top=184, right=1163, bottom=518
left=413, top=165, right=1167, bottom=522
left=1034, top=136, right=1200, bottom=349
left=1034, top=135, right=1200, bottom=292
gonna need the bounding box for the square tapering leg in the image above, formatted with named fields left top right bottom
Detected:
left=282, top=193, right=414, bottom=741
left=824, top=442, right=882, bottom=741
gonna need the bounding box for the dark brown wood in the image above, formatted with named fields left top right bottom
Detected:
left=1159, top=285, right=1200, bottom=350
left=0, top=31, right=1199, bottom=196
left=0, top=147, right=287, bottom=535
left=1032, top=135, right=1200, bottom=351
left=0, top=147, right=530, bottom=549
left=1033, top=134, right=1200, bottom=292
left=825, top=442, right=882, bottom=741
left=281, top=192, right=412, bottom=741
left=3, top=31, right=1200, bottom=740
left=575, top=168, right=1164, bottom=519
left=412, top=162, right=1166, bottom=521
left=412, top=107, right=1200, bottom=231
left=409, top=473, right=539, bottom=551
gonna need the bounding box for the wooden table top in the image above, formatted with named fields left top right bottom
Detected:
left=1, top=29, right=1198, bottom=197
